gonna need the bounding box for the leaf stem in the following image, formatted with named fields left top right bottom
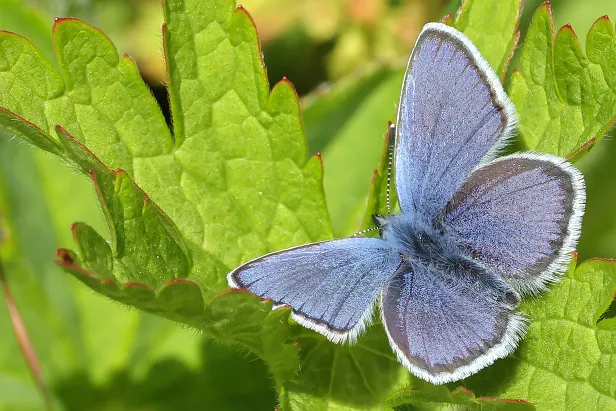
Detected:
left=0, top=258, right=53, bottom=410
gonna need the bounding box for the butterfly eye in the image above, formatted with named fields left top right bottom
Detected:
left=504, top=290, right=521, bottom=308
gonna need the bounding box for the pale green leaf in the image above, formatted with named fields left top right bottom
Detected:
left=509, top=3, right=616, bottom=157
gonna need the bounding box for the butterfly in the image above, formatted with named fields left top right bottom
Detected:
left=227, top=22, right=586, bottom=384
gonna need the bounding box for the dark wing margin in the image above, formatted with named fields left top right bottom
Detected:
left=442, top=153, right=585, bottom=294
left=228, top=238, right=402, bottom=343
left=395, top=22, right=517, bottom=220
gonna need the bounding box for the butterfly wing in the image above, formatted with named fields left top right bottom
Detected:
left=228, top=238, right=402, bottom=343
left=442, top=153, right=585, bottom=294
left=381, top=261, right=525, bottom=385
left=395, top=22, right=516, bottom=219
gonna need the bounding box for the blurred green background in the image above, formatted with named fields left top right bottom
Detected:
left=1, top=0, right=616, bottom=409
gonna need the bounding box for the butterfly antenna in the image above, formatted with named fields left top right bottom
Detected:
left=351, top=226, right=380, bottom=237
left=386, top=123, right=396, bottom=215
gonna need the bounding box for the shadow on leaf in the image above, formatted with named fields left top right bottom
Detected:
left=53, top=339, right=277, bottom=411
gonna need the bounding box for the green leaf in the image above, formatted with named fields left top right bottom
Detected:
left=453, top=0, right=521, bottom=79
left=0, top=0, right=332, bottom=397
left=0, top=0, right=54, bottom=62
left=162, top=0, right=331, bottom=265
left=388, top=385, right=533, bottom=410
left=285, top=325, right=408, bottom=410
left=509, top=2, right=616, bottom=157
left=302, top=64, right=400, bottom=158
left=0, top=133, right=279, bottom=410
left=0, top=136, right=197, bottom=409
left=463, top=256, right=616, bottom=410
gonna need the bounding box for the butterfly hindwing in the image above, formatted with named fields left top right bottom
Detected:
left=228, top=238, right=402, bottom=343
left=380, top=261, right=526, bottom=385
left=395, top=23, right=516, bottom=219
left=442, top=153, right=585, bottom=294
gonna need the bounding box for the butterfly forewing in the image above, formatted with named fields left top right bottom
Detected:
left=442, top=153, right=585, bottom=294
left=395, top=23, right=516, bottom=219
left=228, top=238, right=402, bottom=343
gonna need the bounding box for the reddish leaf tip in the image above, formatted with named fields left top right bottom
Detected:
left=69, top=222, right=83, bottom=242
left=123, top=282, right=153, bottom=290
left=566, top=137, right=596, bottom=160
left=370, top=169, right=379, bottom=184
left=163, top=278, right=201, bottom=289
left=56, top=248, right=74, bottom=263
left=122, top=53, right=136, bottom=65
left=52, top=17, right=79, bottom=30
left=594, top=15, right=612, bottom=26
left=313, top=152, right=325, bottom=173
left=559, top=24, right=576, bottom=36
left=158, top=278, right=201, bottom=292
left=54, top=258, right=100, bottom=281
left=214, top=288, right=254, bottom=299
left=538, top=0, right=553, bottom=15
left=293, top=341, right=300, bottom=347
left=235, top=4, right=253, bottom=21
left=454, top=386, right=473, bottom=394
left=275, top=76, right=297, bottom=94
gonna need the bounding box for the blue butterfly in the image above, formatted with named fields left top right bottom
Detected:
left=228, top=22, right=586, bottom=384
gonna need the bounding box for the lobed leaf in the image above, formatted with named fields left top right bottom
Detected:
left=0, top=0, right=332, bottom=397
left=0, top=134, right=238, bottom=411
left=463, top=256, right=616, bottom=410
left=509, top=2, right=616, bottom=157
